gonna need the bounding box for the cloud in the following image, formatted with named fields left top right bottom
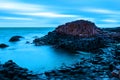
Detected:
left=101, top=19, right=118, bottom=23
left=97, top=24, right=120, bottom=28
left=0, top=1, right=43, bottom=12
left=15, top=12, right=78, bottom=18
left=80, top=7, right=120, bottom=14
left=0, top=17, right=33, bottom=20
left=0, top=1, right=77, bottom=18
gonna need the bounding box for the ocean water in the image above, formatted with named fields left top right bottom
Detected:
left=0, top=27, right=91, bottom=73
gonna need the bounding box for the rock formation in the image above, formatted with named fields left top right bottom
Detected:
left=0, top=43, right=9, bottom=48
left=55, top=20, right=102, bottom=37
left=33, top=20, right=120, bottom=51
left=0, top=60, right=39, bottom=80
left=9, top=36, right=24, bottom=42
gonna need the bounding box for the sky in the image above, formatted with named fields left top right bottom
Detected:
left=0, top=0, right=120, bottom=27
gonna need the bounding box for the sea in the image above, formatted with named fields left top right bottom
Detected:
left=0, top=27, right=91, bottom=73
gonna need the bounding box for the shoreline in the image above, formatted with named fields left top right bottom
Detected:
left=0, top=43, right=120, bottom=79
left=0, top=20, right=120, bottom=79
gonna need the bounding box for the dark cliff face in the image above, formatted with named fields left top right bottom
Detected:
left=55, top=20, right=102, bottom=37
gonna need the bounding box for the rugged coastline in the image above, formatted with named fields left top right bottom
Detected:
left=0, top=20, right=120, bottom=79
left=41, top=43, right=120, bottom=79
left=0, top=60, right=40, bottom=80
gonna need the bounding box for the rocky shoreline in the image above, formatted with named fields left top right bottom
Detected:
left=0, top=20, right=120, bottom=80
left=40, top=43, right=120, bottom=80
left=0, top=60, right=40, bottom=80
left=0, top=43, right=120, bottom=80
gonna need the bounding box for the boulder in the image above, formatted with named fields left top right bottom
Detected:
left=9, top=36, right=24, bottom=42
left=0, top=43, right=9, bottom=48
left=26, top=41, right=31, bottom=44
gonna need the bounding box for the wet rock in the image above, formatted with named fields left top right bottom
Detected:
left=116, top=65, right=120, bottom=70
left=45, top=72, right=51, bottom=76
left=0, top=60, right=40, bottom=80
left=109, top=64, right=114, bottom=71
left=0, top=43, right=9, bottom=48
left=116, top=44, right=120, bottom=50
left=33, top=38, right=46, bottom=46
left=9, top=36, right=24, bottom=42
left=26, top=41, right=30, bottom=44
left=111, top=70, right=120, bottom=78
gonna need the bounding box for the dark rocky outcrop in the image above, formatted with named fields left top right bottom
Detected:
left=0, top=43, right=9, bottom=48
left=55, top=20, right=102, bottom=37
left=0, top=60, right=40, bottom=80
left=9, top=36, right=24, bottom=42
left=33, top=20, right=116, bottom=51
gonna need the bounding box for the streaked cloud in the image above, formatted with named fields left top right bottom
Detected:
left=0, top=1, right=77, bottom=18
left=101, top=19, right=118, bottom=23
left=80, top=7, right=120, bottom=14
left=97, top=24, right=120, bottom=28
left=0, top=17, right=33, bottom=20
left=0, top=0, right=120, bottom=27
left=15, top=12, right=78, bottom=18
left=0, top=1, right=43, bottom=12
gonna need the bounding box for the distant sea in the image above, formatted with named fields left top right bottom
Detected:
left=0, top=27, right=91, bottom=73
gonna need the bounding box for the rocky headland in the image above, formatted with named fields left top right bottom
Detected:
left=0, top=20, right=120, bottom=79
left=33, top=20, right=120, bottom=52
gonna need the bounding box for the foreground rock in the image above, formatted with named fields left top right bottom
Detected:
left=9, top=36, right=24, bottom=42
left=0, top=60, right=40, bottom=80
left=33, top=20, right=117, bottom=51
left=0, top=43, right=9, bottom=48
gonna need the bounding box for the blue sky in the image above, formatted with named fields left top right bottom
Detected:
left=0, top=0, right=120, bottom=27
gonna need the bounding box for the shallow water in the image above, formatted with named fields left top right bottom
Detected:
left=0, top=27, right=91, bottom=73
